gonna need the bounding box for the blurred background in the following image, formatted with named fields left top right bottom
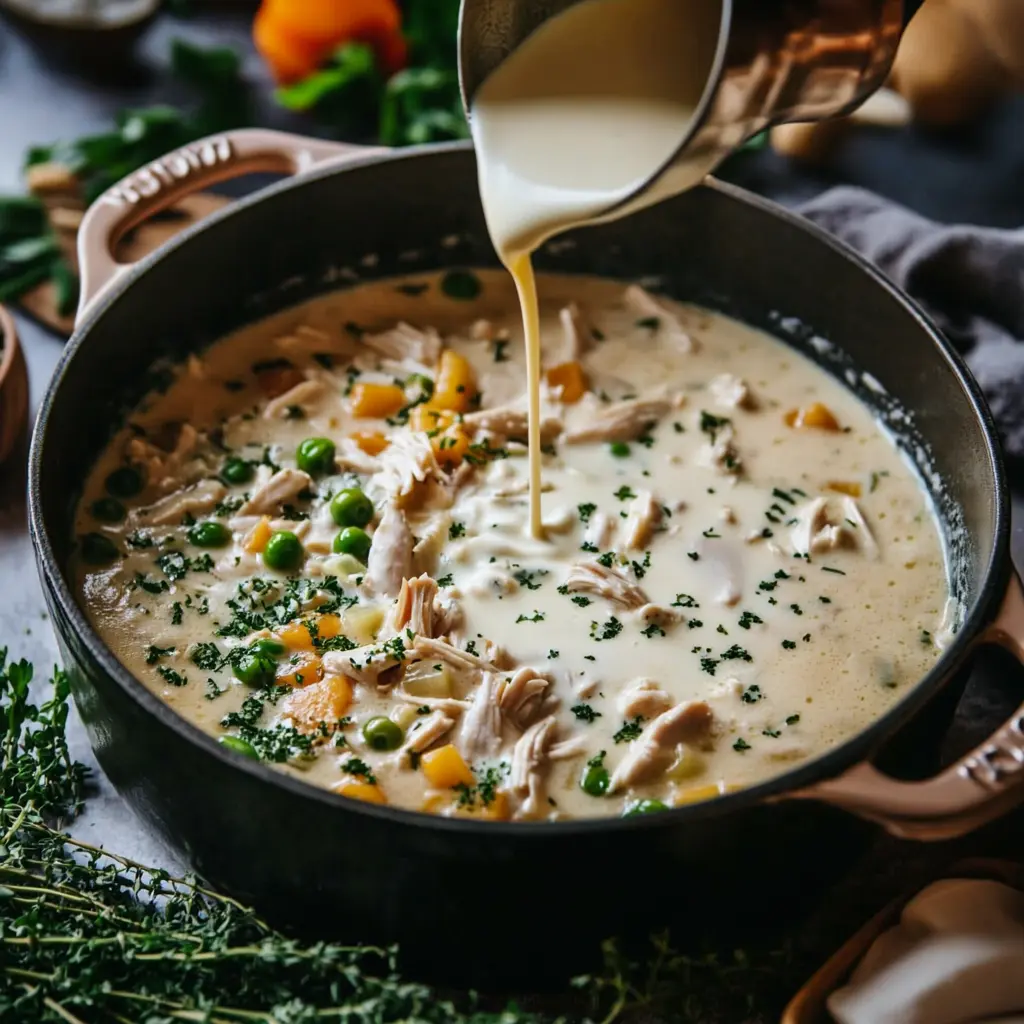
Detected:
left=1, top=0, right=1023, bottom=335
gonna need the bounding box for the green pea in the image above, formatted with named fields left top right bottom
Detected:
left=221, top=457, right=254, bottom=485
left=219, top=735, right=258, bottom=759
left=332, top=526, right=370, bottom=562
left=188, top=520, right=232, bottom=548
left=580, top=763, right=610, bottom=797
left=295, top=437, right=336, bottom=476
left=362, top=716, right=403, bottom=751
left=250, top=638, right=286, bottom=658
left=232, top=650, right=277, bottom=688
left=329, top=487, right=373, bottom=528
left=609, top=441, right=630, bottom=458
left=79, top=532, right=119, bottom=565
left=263, top=530, right=304, bottom=571
left=405, top=373, right=434, bottom=404
left=90, top=497, right=125, bottom=523
left=105, top=465, right=143, bottom=498
left=623, top=799, right=669, bottom=817
left=441, top=269, right=481, bottom=301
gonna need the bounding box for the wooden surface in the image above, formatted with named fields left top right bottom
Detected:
left=1, top=6, right=1024, bottom=1020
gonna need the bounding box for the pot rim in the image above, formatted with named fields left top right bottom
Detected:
left=28, top=140, right=1011, bottom=837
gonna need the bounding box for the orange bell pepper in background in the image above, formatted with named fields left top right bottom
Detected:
left=254, top=0, right=408, bottom=85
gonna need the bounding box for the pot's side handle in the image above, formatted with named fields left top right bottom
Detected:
left=75, top=128, right=384, bottom=324
left=784, top=573, right=1024, bottom=841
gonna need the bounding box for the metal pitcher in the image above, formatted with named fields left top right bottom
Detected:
left=459, top=0, right=925, bottom=192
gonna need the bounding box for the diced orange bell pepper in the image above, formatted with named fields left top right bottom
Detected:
left=336, top=781, right=387, bottom=805
left=350, top=382, right=405, bottom=419
left=280, top=621, right=315, bottom=651
left=477, top=790, right=511, bottom=821
left=276, top=651, right=324, bottom=689
left=546, top=361, right=588, bottom=404
left=420, top=744, right=474, bottom=789
left=350, top=431, right=390, bottom=456
left=784, top=402, right=840, bottom=431
left=317, top=613, right=343, bottom=639
left=432, top=350, right=477, bottom=413
left=244, top=516, right=272, bottom=554
left=281, top=672, right=351, bottom=731
left=826, top=480, right=862, bottom=497
left=253, top=6, right=323, bottom=84
left=431, top=426, right=471, bottom=469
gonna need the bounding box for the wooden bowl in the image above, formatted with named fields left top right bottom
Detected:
left=0, top=304, right=30, bottom=466
left=782, top=859, right=1024, bottom=1024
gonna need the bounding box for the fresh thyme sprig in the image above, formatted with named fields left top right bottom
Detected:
left=0, top=650, right=799, bottom=1022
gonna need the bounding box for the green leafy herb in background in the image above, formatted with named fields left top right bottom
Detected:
left=0, top=650, right=799, bottom=1022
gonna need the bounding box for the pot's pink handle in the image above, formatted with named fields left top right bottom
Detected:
left=787, top=573, right=1024, bottom=840
left=76, top=128, right=383, bottom=323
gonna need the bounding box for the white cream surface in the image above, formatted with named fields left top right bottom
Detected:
left=73, top=270, right=948, bottom=821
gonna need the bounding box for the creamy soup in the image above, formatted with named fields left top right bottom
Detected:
left=73, top=270, right=948, bottom=821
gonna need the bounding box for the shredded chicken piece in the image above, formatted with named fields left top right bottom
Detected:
left=564, top=395, right=676, bottom=444
left=138, top=479, right=225, bottom=526
left=401, top=710, right=454, bottom=760
left=361, top=322, right=442, bottom=365
left=432, top=590, right=462, bottom=637
left=563, top=560, right=648, bottom=610
left=617, top=678, right=674, bottom=719
left=462, top=404, right=563, bottom=443
left=624, top=285, right=697, bottom=352
left=840, top=496, right=880, bottom=559
left=708, top=373, right=753, bottom=410
left=458, top=674, right=503, bottom=762
left=609, top=701, right=715, bottom=792
left=584, top=512, right=615, bottom=551
left=370, top=432, right=442, bottom=505
left=638, top=604, right=680, bottom=630
left=262, top=379, right=326, bottom=419
left=413, top=636, right=496, bottom=674
left=622, top=490, right=662, bottom=550
left=322, top=642, right=406, bottom=688
left=126, top=423, right=201, bottom=492
left=548, top=736, right=588, bottom=761
left=698, top=424, right=741, bottom=477
left=389, top=574, right=439, bottom=638
left=559, top=302, right=591, bottom=361
left=335, top=438, right=383, bottom=475
left=497, top=668, right=552, bottom=730
left=365, top=504, right=413, bottom=599
left=510, top=715, right=559, bottom=818
left=241, top=468, right=313, bottom=515
left=394, top=691, right=470, bottom=715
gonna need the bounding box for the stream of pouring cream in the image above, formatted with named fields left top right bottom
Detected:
left=470, top=0, right=724, bottom=536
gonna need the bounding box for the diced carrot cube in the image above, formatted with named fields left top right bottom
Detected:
left=276, top=651, right=324, bottom=689
left=351, top=431, right=389, bottom=456
left=420, top=743, right=474, bottom=789
left=546, top=360, right=588, bottom=404
left=409, top=403, right=454, bottom=434
left=479, top=790, right=511, bottom=821
left=826, top=480, right=862, bottom=497
left=432, top=349, right=476, bottom=413
left=674, top=783, right=723, bottom=806
left=281, top=672, right=350, bottom=730
left=431, top=426, right=471, bottom=469
left=336, top=781, right=387, bottom=805
left=280, top=621, right=315, bottom=651
left=350, top=382, right=405, bottom=419
left=785, top=402, right=840, bottom=431
left=317, top=613, right=343, bottom=639
left=420, top=793, right=449, bottom=815
left=256, top=365, right=305, bottom=398
left=244, top=516, right=272, bottom=554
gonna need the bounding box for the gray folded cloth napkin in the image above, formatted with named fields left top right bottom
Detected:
left=798, top=186, right=1024, bottom=460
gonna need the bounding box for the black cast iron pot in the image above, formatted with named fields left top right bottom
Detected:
left=28, top=130, right=1024, bottom=986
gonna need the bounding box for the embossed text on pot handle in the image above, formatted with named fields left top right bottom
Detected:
left=75, top=128, right=383, bottom=324
left=786, top=574, right=1024, bottom=841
